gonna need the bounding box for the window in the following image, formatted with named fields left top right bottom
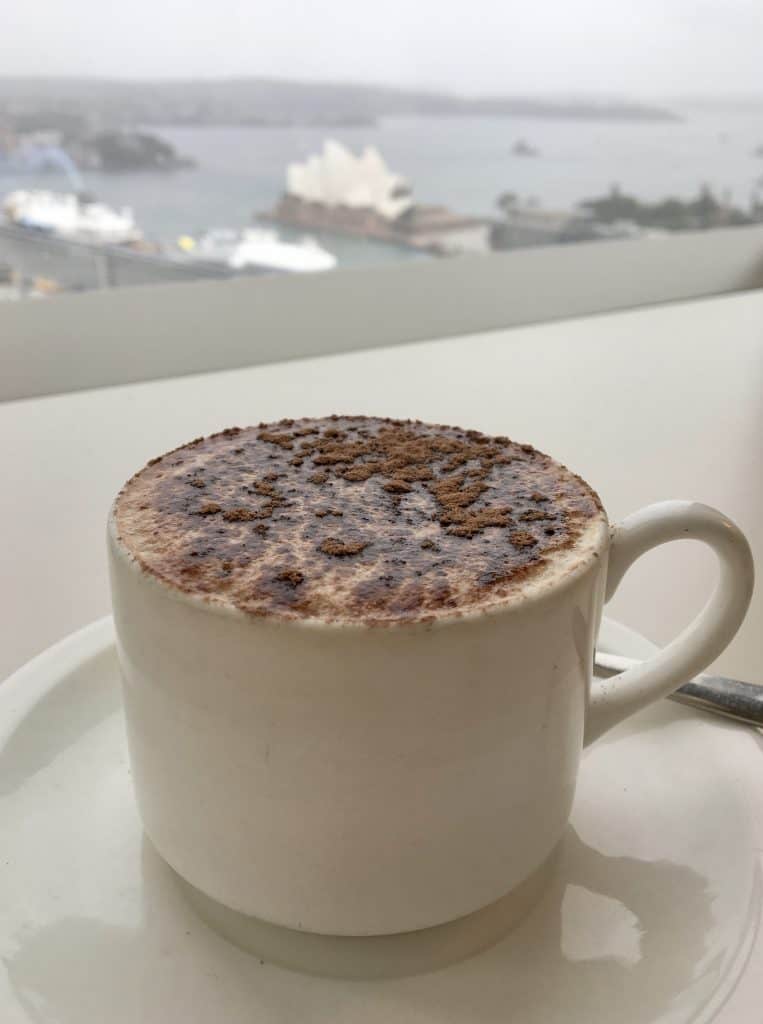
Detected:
left=2, top=2, right=763, bottom=302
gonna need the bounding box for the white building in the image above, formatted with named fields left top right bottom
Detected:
left=286, top=140, right=413, bottom=221
left=276, top=140, right=491, bottom=255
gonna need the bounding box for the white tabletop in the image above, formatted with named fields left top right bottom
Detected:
left=1, top=289, right=761, bottom=683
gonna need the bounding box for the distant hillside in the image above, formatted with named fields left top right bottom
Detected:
left=673, top=95, right=763, bottom=111
left=0, top=76, right=682, bottom=127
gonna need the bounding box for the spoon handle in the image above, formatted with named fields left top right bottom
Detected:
left=594, top=652, right=763, bottom=729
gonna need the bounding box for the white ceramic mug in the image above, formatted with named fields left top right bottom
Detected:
left=108, top=499, right=753, bottom=936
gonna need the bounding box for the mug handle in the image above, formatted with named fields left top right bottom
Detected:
left=585, top=501, right=754, bottom=745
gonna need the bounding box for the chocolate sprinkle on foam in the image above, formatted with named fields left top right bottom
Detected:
left=113, top=416, right=605, bottom=623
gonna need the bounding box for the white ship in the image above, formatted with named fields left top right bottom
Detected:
left=177, top=227, right=337, bottom=273
left=2, top=189, right=141, bottom=245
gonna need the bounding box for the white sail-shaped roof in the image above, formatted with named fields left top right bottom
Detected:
left=286, top=140, right=413, bottom=221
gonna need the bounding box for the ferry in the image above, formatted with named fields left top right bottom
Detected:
left=2, top=189, right=141, bottom=245
left=176, top=227, right=337, bottom=273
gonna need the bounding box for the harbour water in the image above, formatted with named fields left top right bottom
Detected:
left=3, top=109, right=763, bottom=268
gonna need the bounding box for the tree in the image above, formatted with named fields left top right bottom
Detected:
left=496, top=192, right=518, bottom=216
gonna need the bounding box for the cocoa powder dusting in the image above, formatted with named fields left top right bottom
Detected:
left=275, top=569, right=304, bottom=587
left=222, top=508, right=256, bottom=522
left=319, top=538, right=369, bottom=557
left=257, top=431, right=293, bottom=450
left=114, top=416, right=605, bottom=623
left=509, top=531, right=538, bottom=548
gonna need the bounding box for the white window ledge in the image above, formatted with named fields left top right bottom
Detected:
left=2, top=225, right=763, bottom=402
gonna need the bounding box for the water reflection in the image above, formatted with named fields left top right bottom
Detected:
left=560, top=885, right=642, bottom=966
left=5, top=824, right=737, bottom=1024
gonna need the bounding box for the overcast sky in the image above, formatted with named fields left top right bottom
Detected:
left=3, top=0, right=762, bottom=97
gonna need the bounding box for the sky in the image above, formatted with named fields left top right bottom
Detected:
left=2, top=0, right=762, bottom=97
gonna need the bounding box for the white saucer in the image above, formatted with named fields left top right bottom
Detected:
left=1, top=617, right=761, bottom=1023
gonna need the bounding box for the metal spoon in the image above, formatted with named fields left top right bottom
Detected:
left=594, top=652, right=763, bottom=729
